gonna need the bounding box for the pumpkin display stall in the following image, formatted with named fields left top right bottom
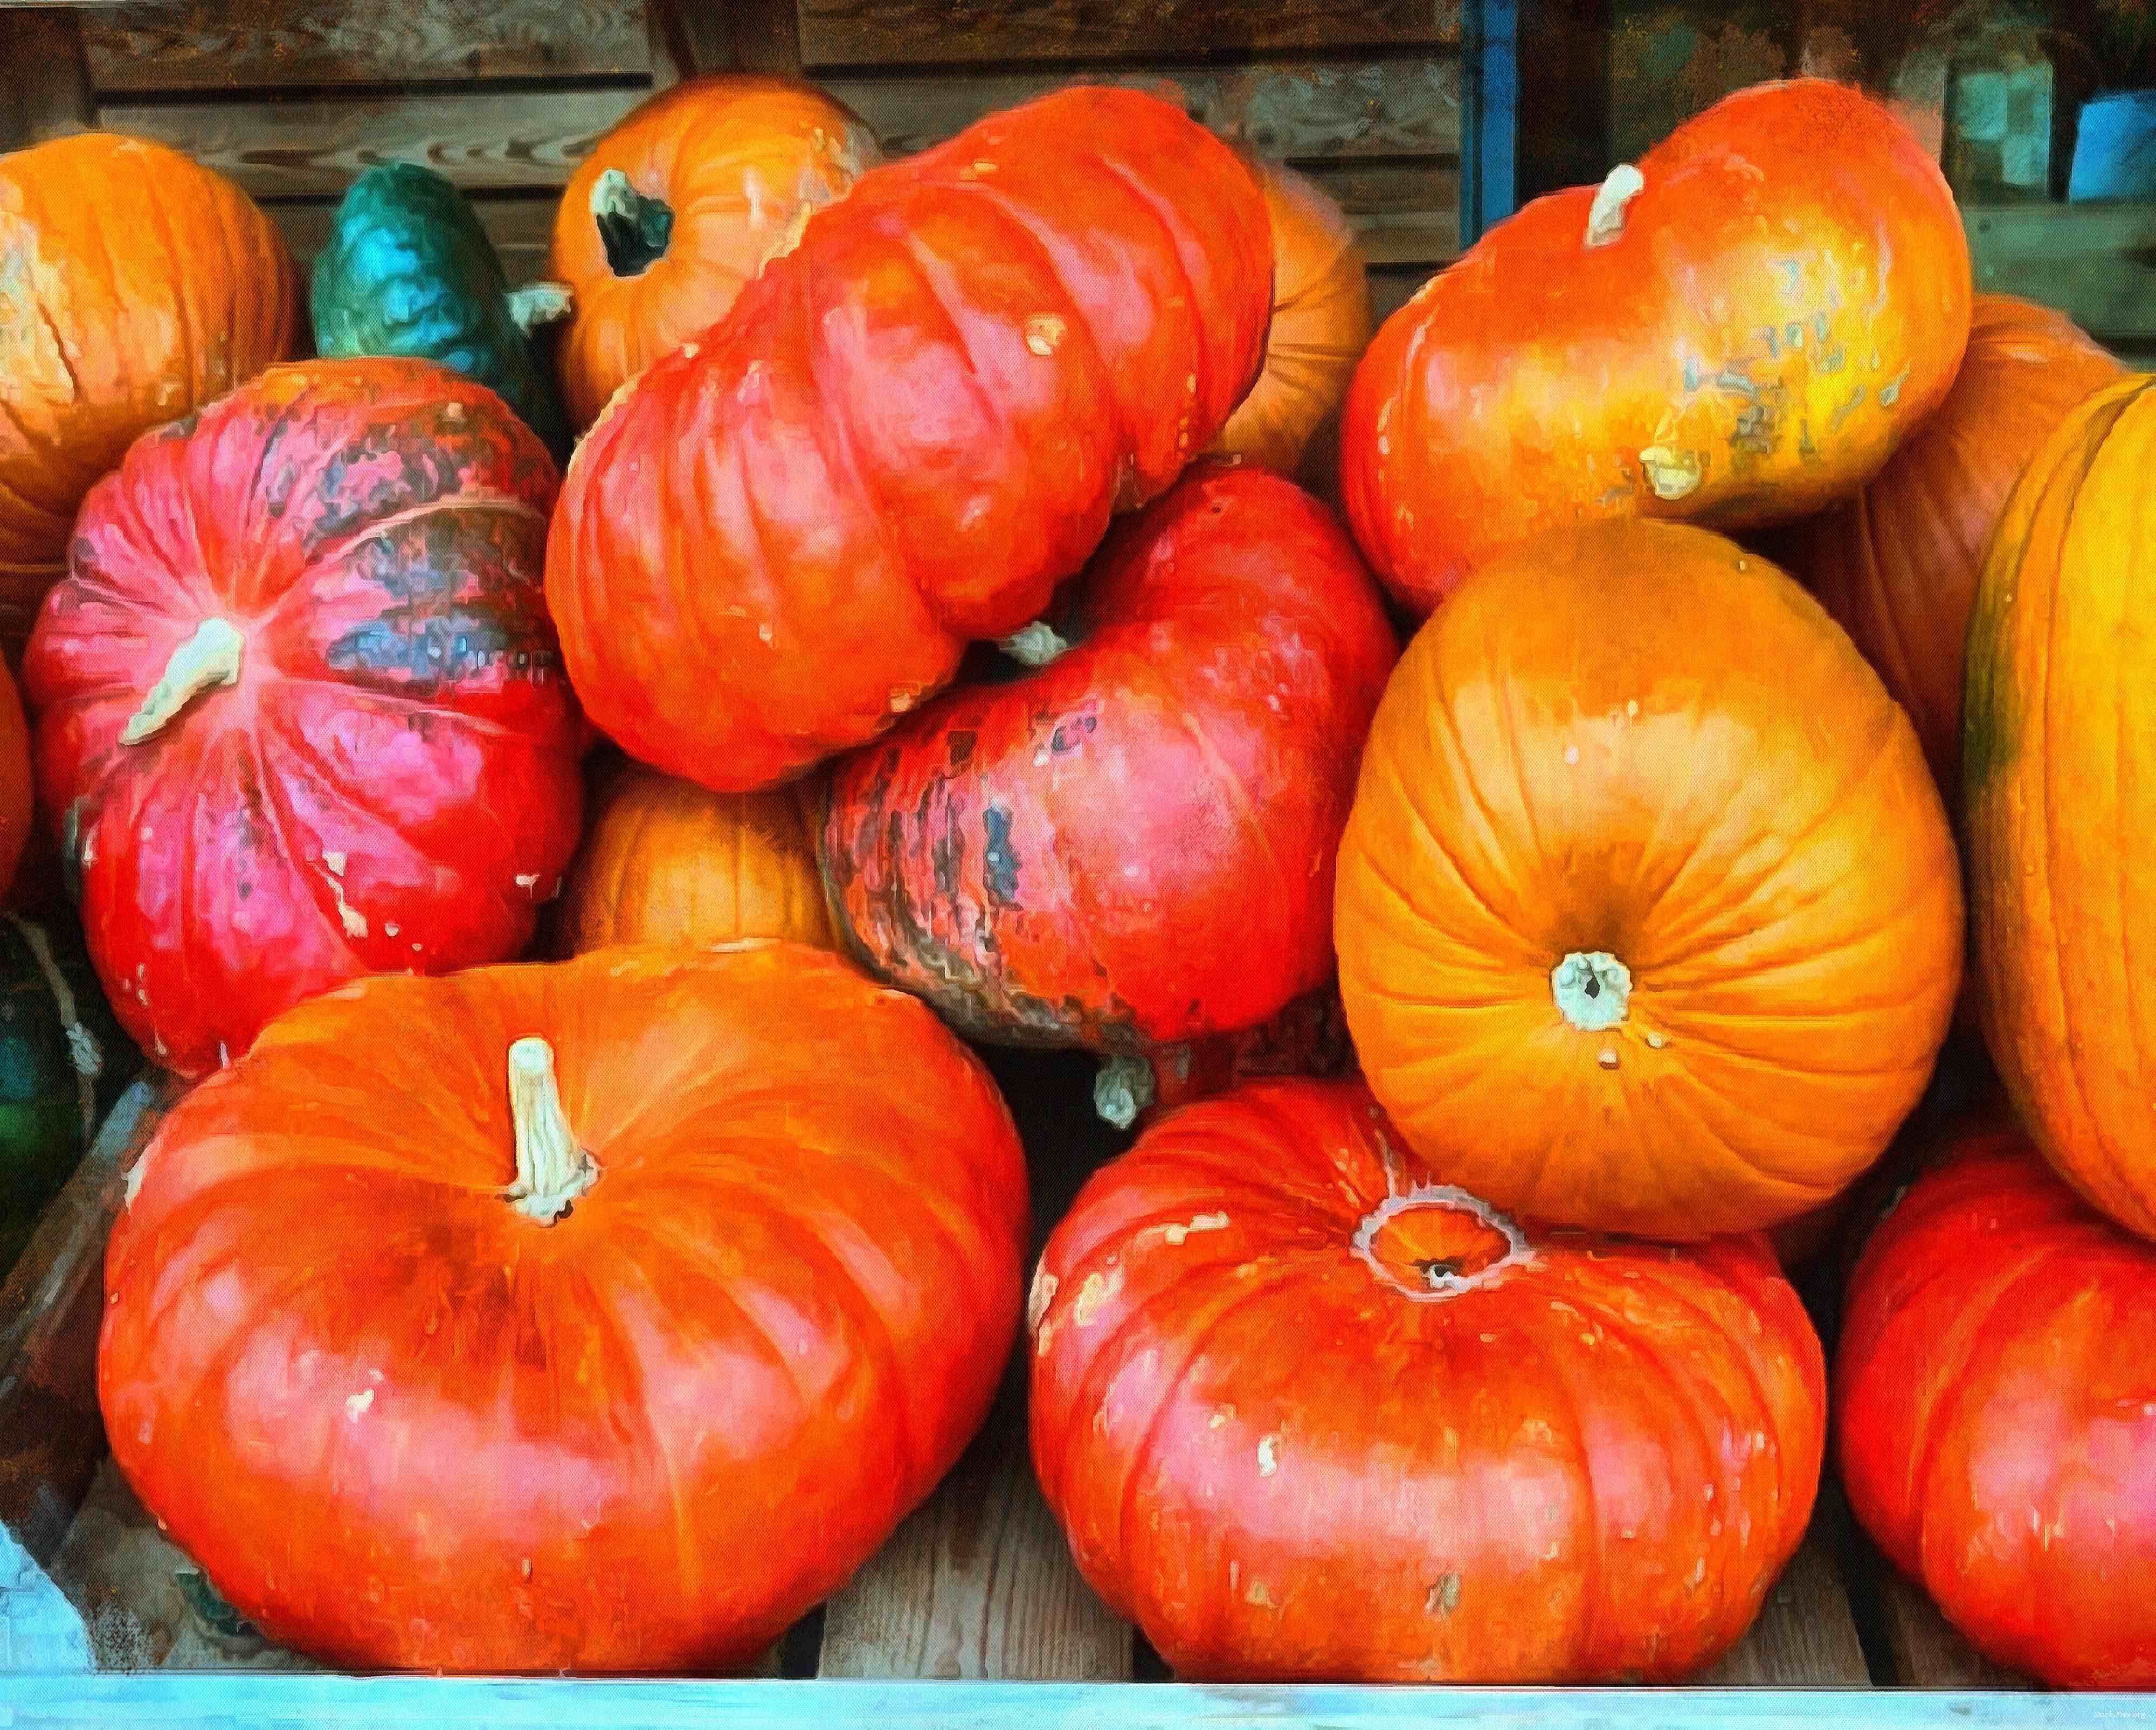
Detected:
left=22, top=357, right=584, bottom=1079
left=1838, top=1123, right=2156, bottom=1687
left=821, top=461, right=1395, bottom=1061
left=554, top=758, right=831, bottom=956
left=1029, top=1077, right=1826, bottom=1683
left=1335, top=520, right=1962, bottom=1240
left=1338, top=78, right=1972, bottom=615
left=549, top=75, right=880, bottom=431
left=98, top=942, right=1029, bottom=1673
left=0, top=132, right=301, bottom=661
left=1786, top=294, right=2124, bottom=814
left=312, top=162, right=574, bottom=461
left=1964, top=373, right=2156, bottom=1242
left=547, top=85, right=1274, bottom=793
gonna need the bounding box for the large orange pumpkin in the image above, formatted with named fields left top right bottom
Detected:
left=548, top=76, right=879, bottom=431
left=548, top=86, right=1273, bottom=793
left=1789, top=295, right=2123, bottom=814
left=554, top=758, right=831, bottom=954
left=99, top=943, right=1028, bottom=1672
left=1335, top=520, right=1962, bottom=1239
left=1965, top=373, right=2156, bottom=1240
left=1031, top=1077, right=1826, bottom=1682
left=0, top=133, right=300, bottom=659
left=1839, top=1122, right=2156, bottom=1686
left=1207, top=163, right=1371, bottom=489
left=1339, top=79, right=1972, bottom=615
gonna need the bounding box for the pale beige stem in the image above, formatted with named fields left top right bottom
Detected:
left=999, top=621, right=1072, bottom=668
left=1585, top=163, right=1646, bottom=248
left=505, top=282, right=573, bottom=334
left=121, top=618, right=244, bottom=745
left=503, top=1037, right=597, bottom=1223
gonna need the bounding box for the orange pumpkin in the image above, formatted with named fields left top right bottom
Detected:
left=0, top=133, right=300, bottom=659
left=1207, top=163, right=1371, bottom=489
left=549, top=76, right=878, bottom=430
left=1339, top=79, right=1972, bottom=615
left=1966, top=373, right=2156, bottom=1240
left=1789, top=295, right=2123, bottom=815
left=555, top=759, right=831, bottom=954
left=1335, top=520, right=1962, bottom=1240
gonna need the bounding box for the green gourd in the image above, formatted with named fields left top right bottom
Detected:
left=310, top=162, right=572, bottom=460
left=0, top=912, right=142, bottom=1276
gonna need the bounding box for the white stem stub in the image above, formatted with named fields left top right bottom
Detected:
left=1093, top=1054, right=1157, bottom=1130
left=1552, top=951, right=1632, bottom=1033
left=999, top=621, right=1072, bottom=669
left=121, top=618, right=244, bottom=745
left=1585, top=163, right=1646, bottom=248
left=505, top=281, right=573, bottom=334
left=503, top=1036, right=598, bottom=1224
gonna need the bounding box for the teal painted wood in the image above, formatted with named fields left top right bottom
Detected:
left=310, top=162, right=572, bottom=461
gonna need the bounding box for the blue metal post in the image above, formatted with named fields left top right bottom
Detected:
left=1462, top=0, right=1520, bottom=246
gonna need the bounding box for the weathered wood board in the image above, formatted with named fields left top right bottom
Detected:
left=1879, top=1570, right=2033, bottom=1692
left=1965, top=203, right=2156, bottom=346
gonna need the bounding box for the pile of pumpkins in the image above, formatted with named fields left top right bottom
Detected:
left=2, top=67, right=2153, bottom=1689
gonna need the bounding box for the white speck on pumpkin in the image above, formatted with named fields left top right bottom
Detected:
left=758, top=622, right=775, bottom=645
left=1208, top=1405, right=1236, bottom=1430
left=1070, top=1266, right=1122, bottom=1326
left=384, top=923, right=400, bottom=938
left=322, top=852, right=347, bottom=877
left=1024, top=315, right=1066, bottom=357
left=1027, top=1268, right=1058, bottom=1334
left=1564, top=745, right=1580, bottom=765
left=1257, top=1434, right=1281, bottom=1476
left=1245, top=1580, right=1276, bottom=1608
left=515, top=873, right=541, bottom=891
left=1162, top=1212, right=1229, bottom=1245
left=123, top=1155, right=149, bottom=1211
left=345, top=1389, right=375, bottom=1421
left=1645, top=1030, right=1668, bottom=1050
left=1597, top=1048, right=1619, bottom=1070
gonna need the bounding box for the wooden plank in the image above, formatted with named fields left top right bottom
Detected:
left=799, top=0, right=1462, bottom=68
left=0, top=9, right=96, bottom=150
left=1300, top=160, right=1459, bottom=266
left=645, top=0, right=728, bottom=88
left=1879, top=1568, right=2033, bottom=1691
left=96, top=86, right=648, bottom=199
left=266, top=194, right=559, bottom=286
left=1694, top=1527, right=1871, bottom=1686
left=1965, top=202, right=2156, bottom=344
left=80, top=1, right=648, bottom=94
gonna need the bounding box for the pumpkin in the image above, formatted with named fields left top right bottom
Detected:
left=1837, top=1123, right=2156, bottom=1686
left=548, top=86, right=1274, bottom=793
left=822, top=462, right=1394, bottom=1056
left=549, top=75, right=879, bottom=431
left=312, top=162, right=573, bottom=460
left=1338, top=79, right=1972, bottom=615
left=1787, top=295, right=2123, bottom=815
left=99, top=942, right=1028, bottom=1672
left=555, top=758, right=830, bottom=955
left=1965, top=373, right=2156, bottom=1239
left=1030, top=1076, right=1826, bottom=1683
left=23, top=357, right=584, bottom=1080
left=1207, top=163, right=1371, bottom=489
left=0, top=909, right=140, bottom=1276
left=1335, top=520, right=1962, bottom=1240
left=0, top=133, right=301, bottom=660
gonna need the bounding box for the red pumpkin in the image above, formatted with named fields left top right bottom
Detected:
left=1031, top=1077, right=1826, bottom=1682
left=24, top=359, right=583, bottom=1077
left=1340, top=79, right=1972, bottom=615
left=821, top=462, right=1395, bottom=1056
left=1838, top=1123, right=2156, bottom=1686
left=100, top=942, right=1028, bottom=1671
left=548, top=86, right=1273, bottom=792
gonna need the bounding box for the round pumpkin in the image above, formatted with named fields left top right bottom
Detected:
left=0, top=133, right=300, bottom=660
left=548, top=85, right=1274, bottom=793
left=1207, top=163, right=1371, bottom=489
left=23, top=357, right=584, bottom=1079
left=1335, top=520, right=1962, bottom=1240
left=555, top=758, right=830, bottom=955
left=1339, top=79, right=1972, bottom=615
left=822, top=461, right=1395, bottom=1055
left=1030, top=1076, right=1826, bottom=1683
left=99, top=942, right=1028, bottom=1672
left=549, top=75, right=879, bottom=431
left=1965, top=373, right=2156, bottom=1239
left=1788, top=295, right=2123, bottom=815
left=1838, top=1123, right=2156, bottom=1686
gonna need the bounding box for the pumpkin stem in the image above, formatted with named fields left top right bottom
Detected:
left=1093, top=1054, right=1157, bottom=1130
left=505, top=281, right=574, bottom=335
left=121, top=618, right=245, bottom=745
left=503, top=1037, right=598, bottom=1224
left=1352, top=1184, right=1531, bottom=1302
left=592, top=169, right=674, bottom=279
left=1551, top=950, right=1632, bottom=1033
left=1585, top=163, right=1646, bottom=248
left=999, top=621, right=1072, bottom=669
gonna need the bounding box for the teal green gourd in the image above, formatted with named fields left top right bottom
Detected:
left=310, top=162, right=572, bottom=459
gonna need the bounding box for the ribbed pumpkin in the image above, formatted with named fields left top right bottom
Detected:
left=555, top=759, right=830, bottom=955
left=548, top=86, right=1273, bottom=793
left=1336, top=520, right=1962, bottom=1239
left=1207, top=163, right=1371, bottom=489
left=1339, top=79, right=1971, bottom=615
left=1966, top=373, right=2156, bottom=1240
left=0, top=133, right=300, bottom=659
left=549, top=76, right=878, bottom=430
left=1790, top=295, right=2123, bottom=813
left=1031, top=1077, right=1826, bottom=1683
left=1839, top=1123, right=2156, bottom=1686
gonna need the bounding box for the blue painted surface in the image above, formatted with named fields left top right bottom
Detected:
left=1462, top=0, right=1520, bottom=246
